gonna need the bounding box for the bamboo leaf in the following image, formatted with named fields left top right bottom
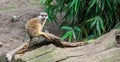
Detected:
left=74, top=26, right=81, bottom=31
left=87, top=0, right=96, bottom=13
left=86, top=17, right=96, bottom=22
left=106, top=0, right=112, bottom=11
left=96, top=19, right=101, bottom=36
left=75, top=0, right=78, bottom=12
left=89, top=0, right=96, bottom=8
left=61, top=32, right=69, bottom=40
left=69, top=33, right=73, bottom=42
left=61, top=31, right=72, bottom=40
left=41, top=0, right=47, bottom=3
left=69, top=0, right=76, bottom=8
left=90, top=19, right=97, bottom=28
left=114, top=22, right=120, bottom=29
left=61, top=26, right=72, bottom=30
left=72, top=30, right=76, bottom=40
left=99, top=17, right=105, bottom=32
left=101, top=0, right=105, bottom=11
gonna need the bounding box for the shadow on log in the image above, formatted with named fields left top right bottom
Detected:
left=1, top=29, right=120, bottom=62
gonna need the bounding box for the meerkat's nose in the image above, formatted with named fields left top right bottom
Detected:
left=42, top=18, right=45, bottom=20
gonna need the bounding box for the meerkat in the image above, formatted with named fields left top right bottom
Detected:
left=25, top=12, right=50, bottom=39
left=16, top=12, right=52, bottom=53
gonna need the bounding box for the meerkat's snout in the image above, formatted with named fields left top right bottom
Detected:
left=41, top=17, right=45, bottom=20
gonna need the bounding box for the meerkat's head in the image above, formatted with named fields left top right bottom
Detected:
left=38, top=12, right=48, bottom=21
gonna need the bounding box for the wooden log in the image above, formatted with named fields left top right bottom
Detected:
left=5, top=32, right=85, bottom=62
left=11, top=29, right=120, bottom=62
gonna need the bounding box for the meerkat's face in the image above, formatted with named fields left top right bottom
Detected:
left=38, top=12, right=48, bottom=20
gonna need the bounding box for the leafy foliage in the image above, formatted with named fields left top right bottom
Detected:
left=40, top=0, right=120, bottom=42
left=61, top=26, right=81, bottom=42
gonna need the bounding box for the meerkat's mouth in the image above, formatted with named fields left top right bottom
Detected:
left=42, top=18, right=45, bottom=20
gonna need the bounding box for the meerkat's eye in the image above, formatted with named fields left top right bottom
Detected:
left=41, top=15, right=44, bottom=17
left=45, top=15, right=47, bottom=17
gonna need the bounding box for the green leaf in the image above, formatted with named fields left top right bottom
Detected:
left=99, top=18, right=105, bottom=32
left=90, top=19, right=97, bottom=28
left=96, top=19, right=101, bottom=36
left=114, top=22, right=120, bottom=29
left=89, top=0, right=96, bottom=8
left=61, top=26, right=72, bottom=30
left=87, top=0, right=96, bottom=13
left=69, top=33, right=73, bottom=42
left=77, top=31, right=81, bottom=40
left=61, top=31, right=73, bottom=40
left=75, top=0, right=78, bottom=12
left=106, top=0, right=112, bottom=11
left=74, top=26, right=81, bottom=31
left=96, top=5, right=99, bottom=13
left=72, top=30, right=76, bottom=40
left=41, top=0, right=47, bottom=3
left=86, top=17, right=96, bottom=22
left=61, top=32, right=69, bottom=40
left=69, top=0, right=76, bottom=8
left=101, top=0, right=105, bottom=11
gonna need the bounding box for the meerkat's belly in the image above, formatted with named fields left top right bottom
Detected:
left=26, top=23, right=42, bottom=37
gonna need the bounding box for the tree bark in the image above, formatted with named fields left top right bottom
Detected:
left=1, top=29, right=120, bottom=62
left=5, top=32, right=84, bottom=62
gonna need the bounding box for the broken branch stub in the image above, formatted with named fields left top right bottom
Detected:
left=115, top=30, right=120, bottom=45
left=0, top=42, right=2, bottom=47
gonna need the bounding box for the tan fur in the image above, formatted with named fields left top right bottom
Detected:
left=25, top=12, right=48, bottom=38
left=25, top=17, right=43, bottom=37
